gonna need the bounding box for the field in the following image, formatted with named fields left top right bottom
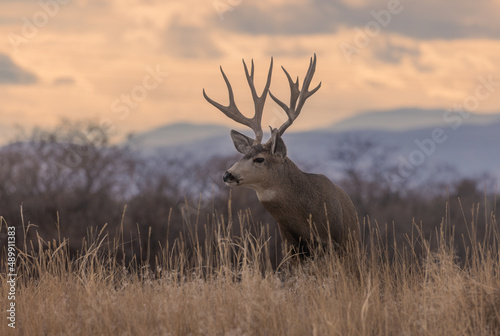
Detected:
left=1, top=202, right=499, bottom=336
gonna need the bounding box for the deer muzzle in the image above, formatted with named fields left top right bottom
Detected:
left=223, top=171, right=239, bottom=185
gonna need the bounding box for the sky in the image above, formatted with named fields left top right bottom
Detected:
left=1, top=0, right=500, bottom=142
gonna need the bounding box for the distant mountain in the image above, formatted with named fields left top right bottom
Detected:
left=325, top=108, right=500, bottom=132
left=127, top=122, right=229, bottom=149
left=126, top=110, right=500, bottom=150
left=137, top=120, right=500, bottom=188
left=124, top=109, right=500, bottom=186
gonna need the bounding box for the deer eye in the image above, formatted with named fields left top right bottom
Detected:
left=253, top=157, right=265, bottom=164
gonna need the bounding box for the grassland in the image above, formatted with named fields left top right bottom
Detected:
left=1, top=204, right=499, bottom=336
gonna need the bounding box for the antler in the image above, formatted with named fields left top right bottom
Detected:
left=269, top=54, right=321, bottom=136
left=203, top=58, right=273, bottom=144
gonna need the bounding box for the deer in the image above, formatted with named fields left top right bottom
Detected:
left=203, top=54, right=359, bottom=258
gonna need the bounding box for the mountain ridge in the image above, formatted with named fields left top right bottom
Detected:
left=324, top=108, right=500, bottom=132
left=125, top=108, right=500, bottom=149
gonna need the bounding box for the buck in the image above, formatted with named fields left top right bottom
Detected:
left=203, top=55, right=359, bottom=257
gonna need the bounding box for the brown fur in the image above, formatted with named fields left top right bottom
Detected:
left=225, top=138, right=360, bottom=257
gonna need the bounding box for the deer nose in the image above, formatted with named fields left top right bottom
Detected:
left=223, top=171, right=236, bottom=183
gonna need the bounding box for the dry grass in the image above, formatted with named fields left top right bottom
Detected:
left=1, top=202, right=499, bottom=336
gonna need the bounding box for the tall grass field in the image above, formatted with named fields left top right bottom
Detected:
left=1, top=201, right=499, bottom=336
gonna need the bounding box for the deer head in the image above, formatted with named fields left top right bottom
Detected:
left=203, top=55, right=321, bottom=194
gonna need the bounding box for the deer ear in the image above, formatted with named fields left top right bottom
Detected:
left=270, top=129, right=287, bottom=157
left=230, top=130, right=254, bottom=154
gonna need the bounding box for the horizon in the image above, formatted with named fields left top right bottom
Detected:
left=2, top=106, right=500, bottom=146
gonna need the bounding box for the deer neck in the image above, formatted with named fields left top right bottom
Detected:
left=254, top=158, right=305, bottom=203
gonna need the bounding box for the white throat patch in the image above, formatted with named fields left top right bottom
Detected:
left=256, top=189, right=277, bottom=202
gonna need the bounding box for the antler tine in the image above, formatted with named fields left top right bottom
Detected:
left=203, top=67, right=237, bottom=116
left=242, top=57, right=273, bottom=143
left=203, top=66, right=257, bottom=140
left=269, top=54, right=322, bottom=136
left=203, top=58, right=274, bottom=144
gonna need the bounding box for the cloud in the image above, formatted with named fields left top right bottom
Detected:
left=367, top=0, right=500, bottom=40
left=371, top=39, right=435, bottom=72
left=52, top=76, right=75, bottom=86
left=373, top=40, right=420, bottom=64
left=0, top=53, right=37, bottom=85
left=164, top=19, right=222, bottom=59
left=217, top=0, right=500, bottom=40
left=218, top=0, right=341, bottom=35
